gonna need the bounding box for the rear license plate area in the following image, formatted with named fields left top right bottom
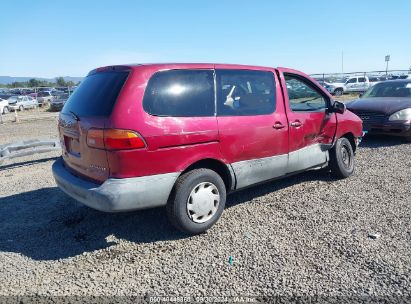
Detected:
left=64, top=135, right=81, bottom=157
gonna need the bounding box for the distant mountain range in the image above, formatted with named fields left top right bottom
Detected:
left=0, top=76, right=83, bottom=85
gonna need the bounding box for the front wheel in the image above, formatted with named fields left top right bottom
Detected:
left=166, top=168, right=226, bottom=234
left=334, top=88, right=344, bottom=96
left=3, top=106, right=9, bottom=114
left=329, top=137, right=355, bottom=179
left=19, top=105, right=24, bottom=111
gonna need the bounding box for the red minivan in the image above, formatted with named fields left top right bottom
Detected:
left=52, top=63, right=363, bottom=234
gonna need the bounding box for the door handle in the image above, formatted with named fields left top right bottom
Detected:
left=290, top=120, right=302, bottom=128
left=273, top=122, right=285, bottom=129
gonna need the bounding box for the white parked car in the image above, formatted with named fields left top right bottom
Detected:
left=0, top=98, right=9, bottom=114
left=7, top=95, right=38, bottom=111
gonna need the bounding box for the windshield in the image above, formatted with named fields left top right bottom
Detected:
left=362, top=82, right=411, bottom=98
left=8, top=96, right=22, bottom=102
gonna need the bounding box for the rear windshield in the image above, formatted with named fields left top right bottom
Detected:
left=62, top=71, right=129, bottom=117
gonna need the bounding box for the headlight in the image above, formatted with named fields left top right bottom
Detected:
left=388, top=108, right=411, bottom=121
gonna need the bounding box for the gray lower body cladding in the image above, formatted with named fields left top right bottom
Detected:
left=52, top=158, right=179, bottom=212
left=231, top=144, right=329, bottom=189
left=53, top=144, right=328, bottom=212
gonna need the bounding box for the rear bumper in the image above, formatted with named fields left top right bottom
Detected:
left=52, top=158, right=179, bottom=212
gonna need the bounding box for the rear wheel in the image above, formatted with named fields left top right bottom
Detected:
left=329, top=137, right=355, bottom=178
left=334, top=88, right=344, bottom=96
left=166, top=168, right=226, bottom=234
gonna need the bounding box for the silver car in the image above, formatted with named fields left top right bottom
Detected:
left=36, top=91, right=54, bottom=106
left=7, top=95, right=38, bottom=111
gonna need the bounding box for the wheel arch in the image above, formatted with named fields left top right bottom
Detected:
left=180, top=158, right=235, bottom=191
left=339, top=132, right=356, bottom=152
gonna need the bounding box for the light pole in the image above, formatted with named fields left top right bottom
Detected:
left=385, top=55, right=390, bottom=77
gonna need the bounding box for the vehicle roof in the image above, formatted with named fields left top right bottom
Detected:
left=92, top=63, right=280, bottom=72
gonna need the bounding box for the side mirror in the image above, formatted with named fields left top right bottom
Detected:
left=329, top=100, right=346, bottom=114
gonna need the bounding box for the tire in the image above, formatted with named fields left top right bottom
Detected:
left=19, top=105, right=24, bottom=111
left=166, top=168, right=227, bottom=234
left=329, top=137, right=355, bottom=179
left=334, top=88, right=344, bottom=96
left=3, top=106, right=9, bottom=114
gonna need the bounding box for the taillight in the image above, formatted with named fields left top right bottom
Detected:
left=104, top=129, right=146, bottom=150
left=87, top=129, right=146, bottom=150
left=87, top=129, right=105, bottom=149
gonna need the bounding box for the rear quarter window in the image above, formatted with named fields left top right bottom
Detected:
left=62, top=71, right=129, bottom=117
left=143, top=70, right=215, bottom=117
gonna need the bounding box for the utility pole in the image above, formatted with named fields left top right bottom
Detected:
left=341, top=51, right=344, bottom=74
left=385, top=55, right=390, bottom=77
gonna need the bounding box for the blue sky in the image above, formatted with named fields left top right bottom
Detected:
left=0, top=0, right=410, bottom=77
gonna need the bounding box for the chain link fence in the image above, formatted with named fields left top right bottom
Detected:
left=310, top=69, right=411, bottom=82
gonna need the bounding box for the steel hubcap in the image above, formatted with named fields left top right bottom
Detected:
left=187, top=182, right=220, bottom=223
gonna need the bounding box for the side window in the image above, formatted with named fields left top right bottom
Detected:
left=284, top=74, right=328, bottom=112
left=143, top=70, right=215, bottom=117
left=216, top=70, right=276, bottom=116
left=358, top=77, right=366, bottom=83
left=346, top=78, right=357, bottom=84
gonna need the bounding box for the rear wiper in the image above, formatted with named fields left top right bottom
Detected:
left=69, top=111, right=80, bottom=121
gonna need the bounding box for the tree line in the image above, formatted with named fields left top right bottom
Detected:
left=0, top=77, right=80, bottom=88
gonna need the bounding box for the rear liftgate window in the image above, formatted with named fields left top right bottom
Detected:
left=143, top=70, right=215, bottom=117
left=62, top=71, right=129, bottom=117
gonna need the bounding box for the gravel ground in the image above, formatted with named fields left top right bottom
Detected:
left=0, top=114, right=59, bottom=145
left=0, top=118, right=410, bottom=302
